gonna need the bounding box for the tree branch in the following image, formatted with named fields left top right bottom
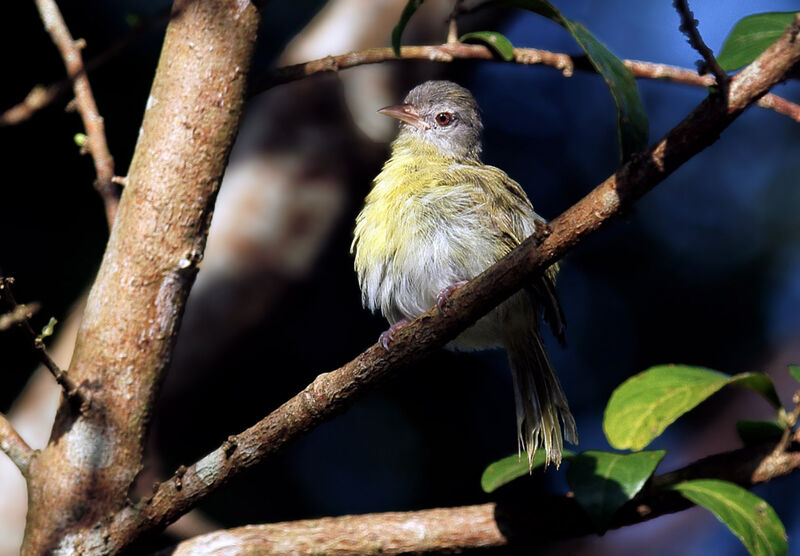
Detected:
left=0, top=277, right=83, bottom=401
left=621, top=59, right=800, bottom=122
left=0, top=6, right=173, bottom=128
left=33, top=0, right=118, bottom=227
left=673, top=0, right=730, bottom=90
left=0, top=300, right=40, bottom=331
left=254, top=43, right=800, bottom=123
left=0, top=413, right=34, bottom=477
left=776, top=391, right=800, bottom=453
left=165, top=436, right=800, bottom=554
left=0, top=82, right=71, bottom=126
left=755, top=93, right=800, bottom=122
left=21, top=0, right=262, bottom=552
left=99, top=14, right=800, bottom=552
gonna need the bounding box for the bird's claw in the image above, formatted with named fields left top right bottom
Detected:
left=436, top=280, right=469, bottom=313
left=379, top=318, right=409, bottom=351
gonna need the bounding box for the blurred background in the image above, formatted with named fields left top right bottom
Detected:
left=1, top=0, right=799, bottom=554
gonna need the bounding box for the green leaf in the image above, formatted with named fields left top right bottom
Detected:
left=788, top=364, right=800, bottom=383
left=481, top=449, right=575, bottom=493
left=670, top=479, right=787, bottom=556
left=604, top=365, right=781, bottom=451
left=391, top=0, right=424, bottom=57
left=718, top=12, right=799, bottom=71
left=561, top=19, right=648, bottom=160
left=728, top=373, right=781, bottom=409
left=566, top=450, right=665, bottom=533
left=460, top=31, right=515, bottom=62
left=736, top=420, right=785, bottom=445
left=474, top=0, right=648, bottom=160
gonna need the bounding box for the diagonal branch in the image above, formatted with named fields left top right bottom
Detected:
left=98, top=14, right=800, bottom=552
left=0, top=82, right=71, bottom=126
left=0, top=277, right=83, bottom=401
left=254, top=43, right=800, bottom=123
left=0, top=413, right=35, bottom=477
left=33, top=0, right=118, bottom=227
left=673, top=0, right=730, bottom=90
left=166, top=435, right=800, bottom=554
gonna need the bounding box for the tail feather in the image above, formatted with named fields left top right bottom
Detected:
left=506, top=329, right=577, bottom=470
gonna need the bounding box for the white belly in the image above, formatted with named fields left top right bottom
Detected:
left=361, top=209, right=526, bottom=350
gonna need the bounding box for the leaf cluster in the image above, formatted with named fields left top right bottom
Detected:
left=482, top=364, right=799, bottom=555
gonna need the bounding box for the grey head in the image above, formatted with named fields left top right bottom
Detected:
left=379, top=80, right=483, bottom=161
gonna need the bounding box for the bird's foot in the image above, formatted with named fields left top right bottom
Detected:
left=436, top=280, right=469, bottom=313
left=379, top=319, right=409, bottom=351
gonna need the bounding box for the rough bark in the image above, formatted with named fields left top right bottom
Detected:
left=166, top=505, right=506, bottom=555
left=164, top=435, right=800, bottom=554
left=21, top=0, right=261, bottom=553
left=0, top=414, right=33, bottom=477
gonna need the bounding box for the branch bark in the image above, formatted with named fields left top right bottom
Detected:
left=673, top=0, right=730, bottom=89
left=0, top=414, right=34, bottom=477
left=254, top=43, right=800, bottom=123
left=165, top=435, right=800, bottom=554
left=33, top=0, right=119, bottom=227
left=93, top=13, right=800, bottom=552
left=0, top=277, right=82, bottom=400
left=21, top=0, right=261, bottom=552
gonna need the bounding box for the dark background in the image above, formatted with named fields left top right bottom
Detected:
left=1, top=1, right=799, bottom=554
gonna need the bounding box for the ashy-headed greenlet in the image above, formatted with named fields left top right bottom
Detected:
left=351, top=80, right=577, bottom=468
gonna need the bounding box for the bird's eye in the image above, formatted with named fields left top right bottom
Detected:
left=435, top=112, right=453, bottom=126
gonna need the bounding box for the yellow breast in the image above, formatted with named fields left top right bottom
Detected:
left=354, top=137, right=450, bottom=268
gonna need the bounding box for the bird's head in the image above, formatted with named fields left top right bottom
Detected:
left=379, top=80, right=483, bottom=162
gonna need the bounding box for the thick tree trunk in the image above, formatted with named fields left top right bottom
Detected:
left=22, top=1, right=261, bottom=552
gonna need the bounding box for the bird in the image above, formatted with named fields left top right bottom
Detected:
left=351, top=80, right=577, bottom=468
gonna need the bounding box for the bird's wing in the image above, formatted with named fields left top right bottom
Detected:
left=528, top=267, right=566, bottom=346
left=465, top=165, right=567, bottom=344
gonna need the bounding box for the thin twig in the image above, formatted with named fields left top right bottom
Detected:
left=33, top=0, right=118, bottom=227
left=7, top=38, right=798, bottom=129
left=755, top=93, right=800, bottom=122
left=0, top=82, right=71, bottom=126
left=623, top=59, right=800, bottom=121
left=0, top=277, right=82, bottom=401
left=447, top=17, right=459, bottom=45
left=0, top=301, right=41, bottom=331
left=253, top=44, right=800, bottom=123
left=0, top=413, right=34, bottom=476
left=673, top=0, right=729, bottom=90
left=1, top=6, right=172, bottom=128
left=776, top=391, right=800, bottom=453
left=446, top=0, right=463, bottom=45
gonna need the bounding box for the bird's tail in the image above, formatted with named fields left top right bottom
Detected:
left=506, top=328, right=577, bottom=470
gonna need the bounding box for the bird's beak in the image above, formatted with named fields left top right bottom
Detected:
left=378, top=104, right=429, bottom=130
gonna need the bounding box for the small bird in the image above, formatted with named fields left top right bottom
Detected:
left=351, top=80, right=577, bottom=468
